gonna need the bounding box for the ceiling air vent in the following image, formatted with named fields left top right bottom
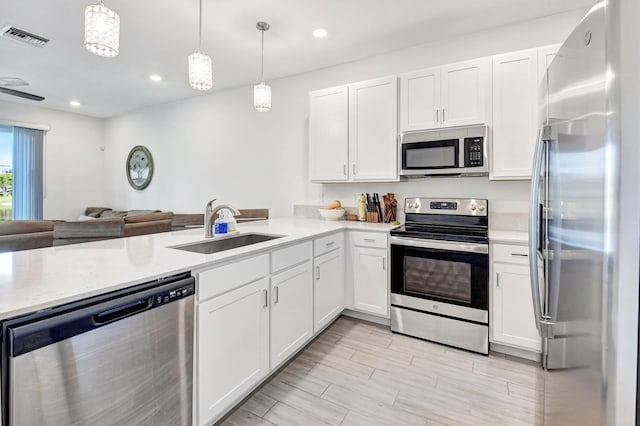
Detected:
left=1, top=26, right=49, bottom=47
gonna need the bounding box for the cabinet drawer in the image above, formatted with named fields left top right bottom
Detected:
left=492, top=243, right=530, bottom=265
left=197, top=254, right=269, bottom=302
left=271, top=241, right=313, bottom=274
left=314, top=232, right=343, bottom=257
left=351, top=231, right=388, bottom=249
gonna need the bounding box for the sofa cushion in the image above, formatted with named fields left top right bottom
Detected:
left=0, top=220, right=55, bottom=236
left=126, top=209, right=161, bottom=217
left=53, top=218, right=125, bottom=239
left=100, top=210, right=128, bottom=218
left=124, top=219, right=172, bottom=237
left=124, top=212, right=173, bottom=224
left=85, top=207, right=112, bottom=217
left=0, top=231, right=53, bottom=252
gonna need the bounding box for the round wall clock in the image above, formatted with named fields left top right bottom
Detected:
left=126, top=145, right=154, bottom=190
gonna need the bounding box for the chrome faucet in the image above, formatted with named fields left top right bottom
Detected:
left=204, top=199, right=241, bottom=238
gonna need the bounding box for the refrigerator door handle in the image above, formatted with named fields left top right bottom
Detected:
left=529, top=125, right=549, bottom=337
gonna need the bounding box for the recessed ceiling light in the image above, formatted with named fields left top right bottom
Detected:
left=69, top=100, right=81, bottom=107
left=313, top=28, right=327, bottom=38
left=149, top=74, right=162, bottom=82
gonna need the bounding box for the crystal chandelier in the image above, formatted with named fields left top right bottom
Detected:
left=84, top=1, right=120, bottom=57
left=188, top=0, right=213, bottom=90
left=254, top=22, right=271, bottom=112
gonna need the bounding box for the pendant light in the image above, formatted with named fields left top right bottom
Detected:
left=254, top=21, right=271, bottom=112
left=84, top=0, right=120, bottom=57
left=188, top=0, right=213, bottom=91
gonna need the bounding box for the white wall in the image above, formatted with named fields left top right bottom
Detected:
left=0, top=100, right=106, bottom=220
left=103, top=8, right=586, bottom=217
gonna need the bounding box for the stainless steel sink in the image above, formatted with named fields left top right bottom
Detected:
left=169, top=233, right=283, bottom=254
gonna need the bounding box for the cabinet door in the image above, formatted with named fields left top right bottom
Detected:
left=490, top=49, right=539, bottom=180
left=348, top=76, right=398, bottom=181
left=197, top=278, right=270, bottom=426
left=353, top=247, right=388, bottom=317
left=537, top=44, right=561, bottom=124
left=492, top=262, right=542, bottom=352
left=309, top=86, right=349, bottom=181
left=399, top=67, right=441, bottom=132
left=313, top=248, right=344, bottom=332
left=270, top=261, right=313, bottom=369
left=440, top=58, right=490, bottom=127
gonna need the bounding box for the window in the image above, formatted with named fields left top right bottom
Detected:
left=0, top=125, right=45, bottom=221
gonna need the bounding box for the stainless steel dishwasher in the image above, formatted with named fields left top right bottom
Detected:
left=0, top=272, right=195, bottom=426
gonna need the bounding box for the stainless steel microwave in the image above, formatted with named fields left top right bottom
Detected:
left=400, top=125, right=488, bottom=177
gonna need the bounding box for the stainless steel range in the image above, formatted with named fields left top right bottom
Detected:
left=390, top=197, right=489, bottom=354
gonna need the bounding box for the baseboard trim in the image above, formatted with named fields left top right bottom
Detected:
left=490, top=342, right=542, bottom=363
left=342, top=308, right=390, bottom=326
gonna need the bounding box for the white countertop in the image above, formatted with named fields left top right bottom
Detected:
left=489, top=230, right=529, bottom=245
left=0, top=218, right=396, bottom=320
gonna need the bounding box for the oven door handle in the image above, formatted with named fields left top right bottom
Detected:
left=390, top=236, right=488, bottom=254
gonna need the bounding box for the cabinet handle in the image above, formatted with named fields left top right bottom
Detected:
left=326, top=241, right=335, bottom=247
left=511, top=253, right=529, bottom=257
left=316, top=266, right=320, bottom=280
left=343, top=164, right=347, bottom=176
left=263, top=289, right=268, bottom=308
left=352, top=164, right=356, bottom=175
left=496, top=274, right=500, bottom=288
left=273, top=286, right=279, bottom=304
left=442, top=109, right=445, bottom=122
left=382, top=257, right=386, bottom=271
left=364, top=238, right=376, bottom=242
left=435, top=109, right=439, bottom=123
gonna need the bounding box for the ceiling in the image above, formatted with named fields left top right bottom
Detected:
left=0, top=0, right=593, bottom=118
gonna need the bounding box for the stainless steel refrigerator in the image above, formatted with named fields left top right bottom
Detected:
left=530, top=1, right=640, bottom=424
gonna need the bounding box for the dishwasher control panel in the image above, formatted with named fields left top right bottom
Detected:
left=154, top=283, right=195, bottom=306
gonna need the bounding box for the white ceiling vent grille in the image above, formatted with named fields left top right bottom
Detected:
left=1, top=26, right=49, bottom=47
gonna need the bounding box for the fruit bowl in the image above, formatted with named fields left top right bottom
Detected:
left=318, top=208, right=346, bottom=221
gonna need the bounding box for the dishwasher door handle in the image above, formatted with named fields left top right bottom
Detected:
left=93, top=298, right=153, bottom=325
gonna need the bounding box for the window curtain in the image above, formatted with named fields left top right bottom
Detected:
left=12, top=126, right=44, bottom=220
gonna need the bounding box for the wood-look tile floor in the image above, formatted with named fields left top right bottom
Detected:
left=222, top=317, right=544, bottom=426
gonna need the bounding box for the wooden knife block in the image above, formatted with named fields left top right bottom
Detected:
left=366, top=212, right=380, bottom=223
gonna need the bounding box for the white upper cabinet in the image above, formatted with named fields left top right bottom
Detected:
left=348, top=76, right=399, bottom=181
left=440, top=58, right=490, bottom=127
left=490, top=44, right=560, bottom=180
left=537, top=44, right=561, bottom=124
left=399, top=67, right=441, bottom=132
left=490, top=49, right=539, bottom=180
left=309, top=77, right=399, bottom=183
left=309, top=86, right=349, bottom=181
left=399, top=58, right=489, bottom=132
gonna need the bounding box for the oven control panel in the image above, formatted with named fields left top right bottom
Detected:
left=405, top=198, right=488, bottom=216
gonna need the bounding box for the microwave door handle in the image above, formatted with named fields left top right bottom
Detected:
left=529, top=125, right=548, bottom=337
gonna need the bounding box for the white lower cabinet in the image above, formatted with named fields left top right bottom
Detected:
left=313, top=247, right=344, bottom=332
left=197, top=277, right=270, bottom=426
left=491, top=244, right=542, bottom=352
left=353, top=246, right=388, bottom=317
left=270, top=261, right=313, bottom=369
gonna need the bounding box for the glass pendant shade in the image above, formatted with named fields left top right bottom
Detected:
left=84, top=2, right=120, bottom=58
left=188, top=51, right=213, bottom=91
left=254, top=82, right=271, bottom=112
